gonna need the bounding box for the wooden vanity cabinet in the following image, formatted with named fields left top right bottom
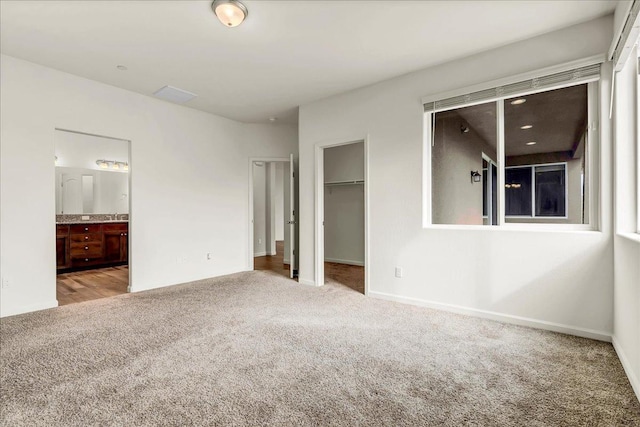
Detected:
left=56, top=225, right=71, bottom=269
left=57, top=222, right=128, bottom=271
left=103, top=223, right=128, bottom=263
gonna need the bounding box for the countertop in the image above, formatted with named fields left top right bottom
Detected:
left=56, top=220, right=128, bottom=225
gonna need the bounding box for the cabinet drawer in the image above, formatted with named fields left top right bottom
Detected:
left=70, top=224, right=102, bottom=234
left=103, top=223, right=128, bottom=232
left=69, top=233, right=102, bottom=243
left=70, top=242, right=103, bottom=259
left=56, top=225, right=70, bottom=237
left=71, top=258, right=103, bottom=268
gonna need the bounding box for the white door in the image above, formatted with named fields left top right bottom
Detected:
left=288, top=154, right=297, bottom=278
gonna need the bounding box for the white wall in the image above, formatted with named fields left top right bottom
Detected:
left=54, top=129, right=129, bottom=171
left=298, top=16, right=614, bottom=339
left=613, top=45, right=640, bottom=399
left=324, top=142, right=365, bottom=265
left=0, top=54, right=297, bottom=317
left=253, top=163, right=267, bottom=256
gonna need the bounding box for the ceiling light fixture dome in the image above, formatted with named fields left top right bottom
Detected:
left=212, top=0, right=248, bottom=27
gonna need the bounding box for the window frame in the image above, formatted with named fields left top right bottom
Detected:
left=422, top=55, right=602, bottom=231
left=504, top=162, right=569, bottom=220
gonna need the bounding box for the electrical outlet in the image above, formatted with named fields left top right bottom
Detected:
left=206, top=253, right=212, bottom=260
left=395, top=267, right=403, bottom=278
left=258, top=238, right=262, bottom=244
left=1, top=277, right=10, bottom=289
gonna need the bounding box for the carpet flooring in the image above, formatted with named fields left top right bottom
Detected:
left=1, top=271, right=639, bottom=426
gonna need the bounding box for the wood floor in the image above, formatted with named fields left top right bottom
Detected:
left=56, top=265, right=129, bottom=306
left=254, top=241, right=290, bottom=278
left=325, top=262, right=365, bottom=294
left=254, top=240, right=364, bottom=294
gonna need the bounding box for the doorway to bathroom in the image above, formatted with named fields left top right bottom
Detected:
left=54, top=129, right=131, bottom=305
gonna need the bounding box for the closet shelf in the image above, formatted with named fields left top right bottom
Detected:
left=324, top=180, right=364, bottom=186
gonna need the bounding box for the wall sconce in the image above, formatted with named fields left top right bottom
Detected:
left=471, top=171, right=481, bottom=183
left=96, top=160, right=129, bottom=171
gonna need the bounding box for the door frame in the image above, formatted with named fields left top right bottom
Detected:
left=247, top=157, right=290, bottom=271
left=53, top=128, right=133, bottom=294
left=314, top=136, right=370, bottom=294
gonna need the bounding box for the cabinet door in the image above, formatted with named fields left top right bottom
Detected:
left=120, top=232, right=128, bottom=262
left=56, top=236, right=70, bottom=268
left=104, top=231, right=123, bottom=262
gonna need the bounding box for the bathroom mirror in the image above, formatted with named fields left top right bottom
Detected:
left=56, top=168, right=128, bottom=214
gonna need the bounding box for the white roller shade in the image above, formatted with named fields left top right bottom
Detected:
left=424, top=63, right=601, bottom=113
left=610, top=0, right=640, bottom=72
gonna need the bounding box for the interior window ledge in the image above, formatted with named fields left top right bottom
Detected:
left=616, top=232, right=640, bottom=243
left=424, top=224, right=600, bottom=233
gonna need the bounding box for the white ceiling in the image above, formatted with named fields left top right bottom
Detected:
left=0, top=1, right=615, bottom=124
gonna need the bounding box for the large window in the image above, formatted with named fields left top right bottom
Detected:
left=426, top=64, right=598, bottom=227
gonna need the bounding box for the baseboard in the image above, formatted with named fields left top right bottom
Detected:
left=299, top=278, right=316, bottom=286
left=324, top=257, right=364, bottom=266
left=368, top=291, right=612, bottom=342
left=612, top=335, right=640, bottom=402
left=0, top=300, right=59, bottom=318
left=253, top=251, right=267, bottom=257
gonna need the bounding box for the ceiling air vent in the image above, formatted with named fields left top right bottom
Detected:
left=153, top=85, right=197, bottom=104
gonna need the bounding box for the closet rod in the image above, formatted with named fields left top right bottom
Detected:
left=324, top=180, right=364, bottom=187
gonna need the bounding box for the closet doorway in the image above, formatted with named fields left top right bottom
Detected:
left=316, top=139, right=368, bottom=294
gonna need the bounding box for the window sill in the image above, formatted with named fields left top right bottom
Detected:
left=617, top=232, right=640, bottom=243
left=424, top=224, right=599, bottom=233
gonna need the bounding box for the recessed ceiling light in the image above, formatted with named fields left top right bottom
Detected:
left=526, top=141, right=537, bottom=146
left=511, top=99, right=526, bottom=105
left=520, top=124, right=533, bottom=130
left=116, top=65, right=128, bottom=71
left=212, top=0, right=248, bottom=27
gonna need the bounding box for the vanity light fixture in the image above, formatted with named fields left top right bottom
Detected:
left=470, top=171, right=482, bottom=183
left=212, top=0, right=248, bottom=27
left=96, top=160, right=129, bottom=171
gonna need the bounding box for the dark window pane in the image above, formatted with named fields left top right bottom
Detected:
left=535, top=165, right=566, bottom=217
left=505, top=167, right=532, bottom=216
left=491, top=164, right=497, bottom=224
left=482, top=168, right=488, bottom=217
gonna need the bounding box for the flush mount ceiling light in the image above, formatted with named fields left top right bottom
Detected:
left=520, top=124, right=533, bottom=130
left=212, top=0, right=248, bottom=27
left=510, top=98, right=526, bottom=105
